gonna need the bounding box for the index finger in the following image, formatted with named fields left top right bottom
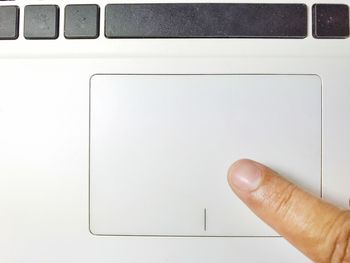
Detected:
left=227, top=159, right=350, bottom=263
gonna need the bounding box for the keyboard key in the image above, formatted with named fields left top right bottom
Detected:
left=105, top=4, right=307, bottom=39
left=64, top=4, right=100, bottom=39
left=24, top=5, right=59, bottom=39
left=312, top=4, right=349, bottom=39
left=0, top=6, right=19, bottom=40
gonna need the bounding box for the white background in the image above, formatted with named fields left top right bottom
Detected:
left=1, top=0, right=350, bottom=262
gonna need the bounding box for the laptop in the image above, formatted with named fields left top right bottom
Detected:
left=0, top=0, right=348, bottom=262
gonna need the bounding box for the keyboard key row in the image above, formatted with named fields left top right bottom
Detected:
left=0, top=4, right=349, bottom=40
left=0, top=4, right=100, bottom=40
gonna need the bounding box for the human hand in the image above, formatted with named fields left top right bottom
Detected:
left=227, top=159, right=350, bottom=263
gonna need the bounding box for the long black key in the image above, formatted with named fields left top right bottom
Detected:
left=105, top=3, right=307, bottom=39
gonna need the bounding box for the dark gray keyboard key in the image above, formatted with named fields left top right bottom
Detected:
left=24, top=5, right=59, bottom=39
left=105, top=4, right=307, bottom=39
left=0, top=6, right=19, bottom=40
left=313, top=4, right=349, bottom=39
left=64, top=4, right=100, bottom=39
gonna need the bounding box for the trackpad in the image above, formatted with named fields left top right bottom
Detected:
left=89, top=74, right=321, bottom=236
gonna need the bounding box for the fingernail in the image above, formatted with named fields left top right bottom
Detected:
left=228, top=160, right=262, bottom=191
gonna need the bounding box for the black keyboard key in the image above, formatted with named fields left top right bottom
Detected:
left=0, top=6, right=19, bottom=40
left=24, top=5, right=59, bottom=39
left=313, top=4, right=349, bottom=39
left=64, top=4, right=100, bottom=39
left=105, top=3, right=307, bottom=39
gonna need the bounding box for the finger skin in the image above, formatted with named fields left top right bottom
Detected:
left=227, top=159, right=350, bottom=263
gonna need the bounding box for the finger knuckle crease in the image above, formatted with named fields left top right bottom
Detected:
left=329, top=212, right=350, bottom=263
left=273, top=184, right=298, bottom=217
